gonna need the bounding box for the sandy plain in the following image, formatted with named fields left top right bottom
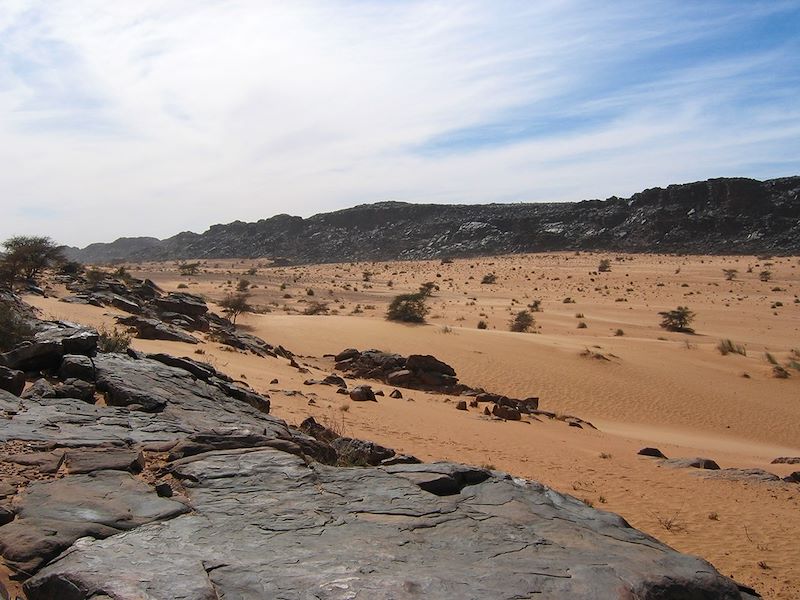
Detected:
left=25, top=252, right=800, bottom=599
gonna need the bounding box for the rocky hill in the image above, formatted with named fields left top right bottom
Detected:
left=67, top=176, right=800, bottom=264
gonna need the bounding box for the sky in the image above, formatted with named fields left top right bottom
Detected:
left=1, top=1, right=799, bottom=247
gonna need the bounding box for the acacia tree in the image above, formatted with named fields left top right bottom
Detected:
left=510, top=310, right=535, bottom=332
left=1, top=236, right=65, bottom=282
left=219, top=292, right=253, bottom=326
left=658, top=306, right=696, bottom=333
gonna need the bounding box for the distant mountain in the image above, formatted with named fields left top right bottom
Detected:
left=66, top=176, right=800, bottom=264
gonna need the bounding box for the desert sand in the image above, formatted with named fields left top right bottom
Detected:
left=26, top=252, right=800, bottom=599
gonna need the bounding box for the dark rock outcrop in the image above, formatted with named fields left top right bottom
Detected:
left=66, top=176, right=800, bottom=263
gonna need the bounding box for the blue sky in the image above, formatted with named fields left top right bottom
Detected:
left=1, top=1, right=798, bottom=246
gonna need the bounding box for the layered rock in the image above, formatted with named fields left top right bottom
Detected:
left=65, top=176, right=800, bottom=263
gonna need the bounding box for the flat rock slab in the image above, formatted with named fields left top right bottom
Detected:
left=662, top=457, right=721, bottom=470
left=698, top=468, right=782, bottom=484
left=0, top=471, right=188, bottom=576
left=64, top=447, right=145, bottom=474
left=25, top=447, right=756, bottom=600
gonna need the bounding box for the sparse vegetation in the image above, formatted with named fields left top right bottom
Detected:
left=219, top=292, right=253, bottom=325
left=509, top=310, right=535, bottom=332
left=477, top=320, right=488, bottom=329
left=178, top=262, right=201, bottom=276
left=722, top=268, right=738, bottom=281
left=481, top=273, right=497, bottom=284
left=758, top=270, right=772, bottom=282
left=614, top=329, right=624, bottom=336
left=658, top=306, right=695, bottom=333
left=303, top=301, right=330, bottom=315
left=97, top=326, right=132, bottom=353
left=717, top=339, right=746, bottom=356
left=598, top=259, right=612, bottom=272
left=386, top=292, right=429, bottom=323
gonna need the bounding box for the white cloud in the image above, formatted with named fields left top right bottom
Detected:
left=0, top=0, right=797, bottom=246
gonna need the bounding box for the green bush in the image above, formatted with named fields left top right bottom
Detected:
left=386, top=292, right=428, bottom=323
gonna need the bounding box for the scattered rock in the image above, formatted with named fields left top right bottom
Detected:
left=389, top=389, right=402, bottom=399
left=455, top=400, right=467, bottom=411
left=638, top=447, right=667, bottom=459
left=0, top=366, right=25, bottom=396
left=349, top=385, right=377, bottom=402
left=771, top=457, right=800, bottom=464
left=663, top=457, right=720, bottom=470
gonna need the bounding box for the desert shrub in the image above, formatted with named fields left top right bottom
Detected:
left=58, top=261, right=84, bottom=275
left=386, top=292, right=428, bottom=323
left=419, top=281, right=438, bottom=297
left=0, top=300, right=34, bottom=351
left=658, top=306, right=695, bottom=332
left=237, top=279, right=250, bottom=291
left=764, top=352, right=778, bottom=365
left=481, top=273, right=497, bottom=284
left=614, top=328, right=624, bottom=336
left=577, top=321, right=587, bottom=329
left=722, top=268, right=738, bottom=281
left=306, top=288, right=315, bottom=296
left=717, top=339, right=746, bottom=356
left=477, top=320, right=488, bottom=330
left=220, top=292, right=253, bottom=325
left=759, top=270, right=772, bottom=282
left=177, top=283, right=189, bottom=289
left=528, top=299, right=542, bottom=312
left=97, top=326, right=131, bottom=353
left=303, top=301, right=329, bottom=315
left=509, top=310, right=535, bottom=332
left=246, top=267, right=258, bottom=276
left=598, top=259, right=611, bottom=272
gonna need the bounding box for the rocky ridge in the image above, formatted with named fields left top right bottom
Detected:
left=0, top=295, right=761, bottom=598
left=66, top=176, right=800, bottom=264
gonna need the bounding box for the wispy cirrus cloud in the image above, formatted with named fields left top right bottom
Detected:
left=0, top=0, right=798, bottom=246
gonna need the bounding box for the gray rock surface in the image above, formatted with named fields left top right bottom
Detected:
left=25, top=448, right=756, bottom=599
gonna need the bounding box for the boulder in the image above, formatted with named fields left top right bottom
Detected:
left=116, top=316, right=198, bottom=344
left=638, top=447, right=667, bottom=459
left=59, top=354, right=95, bottom=382
left=0, top=366, right=25, bottom=396
left=153, top=293, right=208, bottom=317
left=455, top=400, right=467, bottom=411
left=389, top=389, right=403, bottom=399
left=350, top=385, right=377, bottom=402
left=386, top=369, right=414, bottom=386
left=785, top=471, right=800, bottom=484
left=492, top=404, right=521, bottom=421
left=406, top=354, right=456, bottom=376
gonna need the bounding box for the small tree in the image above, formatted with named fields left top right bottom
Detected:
left=220, top=292, right=252, bottom=325
left=178, top=262, right=200, bottom=276
left=510, top=310, right=535, bottom=332
left=759, top=270, right=772, bottom=282
left=0, top=298, right=34, bottom=351
left=386, top=292, right=428, bottom=323
left=658, top=306, right=695, bottom=333
left=1, top=235, right=65, bottom=282
left=722, top=268, right=738, bottom=281
left=418, top=281, right=438, bottom=297
left=598, top=259, right=612, bottom=272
